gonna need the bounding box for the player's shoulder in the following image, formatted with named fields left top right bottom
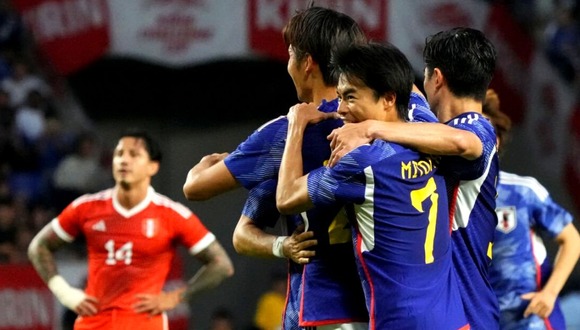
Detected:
left=449, top=112, right=490, bottom=126
left=499, top=171, right=549, bottom=201
left=71, top=188, right=114, bottom=208
left=256, top=115, right=287, bottom=132
left=150, top=191, right=193, bottom=219
left=343, top=140, right=403, bottom=168
left=408, top=92, right=437, bottom=123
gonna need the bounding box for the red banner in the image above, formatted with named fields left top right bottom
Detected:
left=13, top=0, right=110, bottom=75
left=0, top=265, right=55, bottom=330
left=249, top=0, right=387, bottom=60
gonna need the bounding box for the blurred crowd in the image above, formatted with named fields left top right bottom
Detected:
left=0, top=1, right=110, bottom=264
left=499, top=0, right=580, bottom=88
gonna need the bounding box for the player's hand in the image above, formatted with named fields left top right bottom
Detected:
left=198, top=153, right=229, bottom=167
left=284, top=224, right=317, bottom=264
left=287, top=103, right=339, bottom=127
left=74, top=295, right=99, bottom=317
left=327, top=122, right=373, bottom=167
left=133, top=291, right=182, bottom=315
left=521, top=290, right=557, bottom=319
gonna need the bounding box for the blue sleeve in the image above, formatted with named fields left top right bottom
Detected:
left=241, top=179, right=281, bottom=228
left=224, top=116, right=288, bottom=189
left=408, top=92, right=437, bottom=123
left=442, top=113, right=497, bottom=180
left=307, top=144, right=384, bottom=207
left=526, top=183, right=574, bottom=238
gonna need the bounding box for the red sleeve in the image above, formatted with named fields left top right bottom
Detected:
left=53, top=203, right=83, bottom=242
left=175, top=211, right=215, bottom=255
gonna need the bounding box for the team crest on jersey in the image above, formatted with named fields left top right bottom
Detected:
left=142, top=218, right=159, bottom=238
left=495, top=206, right=516, bottom=233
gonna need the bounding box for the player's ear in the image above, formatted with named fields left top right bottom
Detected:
left=382, top=91, right=396, bottom=109
left=148, top=161, right=160, bottom=176
left=433, top=68, right=445, bottom=90
left=304, top=53, right=316, bottom=74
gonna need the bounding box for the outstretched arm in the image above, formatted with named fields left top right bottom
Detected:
left=522, top=222, right=580, bottom=318
left=328, top=121, right=483, bottom=167
left=28, top=223, right=99, bottom=316
left=133, top=240, right=234, bottom=315
left=233, top=215, right=317, bottom=264
left=183, top=153, right=239, bottom=201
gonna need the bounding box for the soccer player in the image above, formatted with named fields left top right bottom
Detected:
left=276, top=42, right=469, bottom=330
left=483, top=89, right=580, bottom=330
left=325, top=27, right=501, bottom=329
left=28, top=129, right=234, bottom=330
left=183, top=6, right=370, bottom=329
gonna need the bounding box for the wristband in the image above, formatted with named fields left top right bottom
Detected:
left=272, top=236, right=288, bottom=258
left=48, top=275, right=87, bottom=311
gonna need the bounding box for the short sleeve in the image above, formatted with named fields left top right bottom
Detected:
left=527, top=180, right=574, bottom=238
left=176, top=211, right=216, bottom=255
left=242, top=179, right=281, bottom=228
left=307, top=145, right=377, bottom=207
left=224, top=116, right=287, bottom=189
left=408, top=92, right=437, bottom=123
left=53, top=203, right=83, bottom=242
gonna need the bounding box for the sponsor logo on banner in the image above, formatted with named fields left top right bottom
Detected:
left=107, top=0, right=247, bottom=66
left=0, top=265, right=55, bottom=330
left=13, top=0, right=110, bottom=75
left=249, top=0, right=387, bottom=59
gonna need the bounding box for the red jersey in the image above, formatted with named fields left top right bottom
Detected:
left=52, top=187, right=215, bottom=312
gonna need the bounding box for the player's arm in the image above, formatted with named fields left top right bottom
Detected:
left=183, top=152, right=239, bottom=201
left=522, top=222, right=580, bottom=318
left=233, top=215, right=316, bottom=264
left=134, top=239, right=234, bottom=315
left=181, top=240, right=234, bottom=299
left=276, top=103, right=333, bottom=215
left=328, top=121, right=483, bottom=167
left=28, top=222, right=99, bottom=316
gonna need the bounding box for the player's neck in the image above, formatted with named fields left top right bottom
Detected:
left=437, top=96, right=482, bottom=122
left=115, top=183, right=150, bottom=210
left=312, top=85, right=338, bottom=105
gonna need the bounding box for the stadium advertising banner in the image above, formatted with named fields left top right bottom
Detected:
left=12, top=0, right=110, bottom=75
left=13, top=0, right=387, bottom=72
left=0, top=265, right=55, bottom=330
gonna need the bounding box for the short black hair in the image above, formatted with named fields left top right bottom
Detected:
left=423, top=27, right=496, bottom=101
left=118, top=129, right=162, bottom=163
left=331, top=42, right=414, bottom=120
left=283, top=5, right=367, bottom=86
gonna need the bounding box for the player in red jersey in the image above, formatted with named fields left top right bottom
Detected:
left=28, top=129, right=234, bottom=330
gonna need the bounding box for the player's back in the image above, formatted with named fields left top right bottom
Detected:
left=440, top=112, right=500, bottom=329
left=360, top=142, right=466, bottom=329
left=307, top=139, right=468, bottom=329
left=229, top=99, right=368, bottom=327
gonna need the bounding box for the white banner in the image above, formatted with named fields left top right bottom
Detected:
left=107, top=0, right=249, bottom=66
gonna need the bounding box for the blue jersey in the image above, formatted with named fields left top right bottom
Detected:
left=307, top=139, right=468, bottom=330
left=490, top=171, right=571, bottom=330
left=440, top=112, right=500, bottom=329
left=407, top=91, right=437, bottom=123
left=227, top=99, right=368, bottom=328
left=227, top=93, right=435, bottom=328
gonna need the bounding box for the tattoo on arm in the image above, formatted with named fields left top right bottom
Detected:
left=180, top=241, right=233, bottom=302
left=28, top=225, right=69, bottom=283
